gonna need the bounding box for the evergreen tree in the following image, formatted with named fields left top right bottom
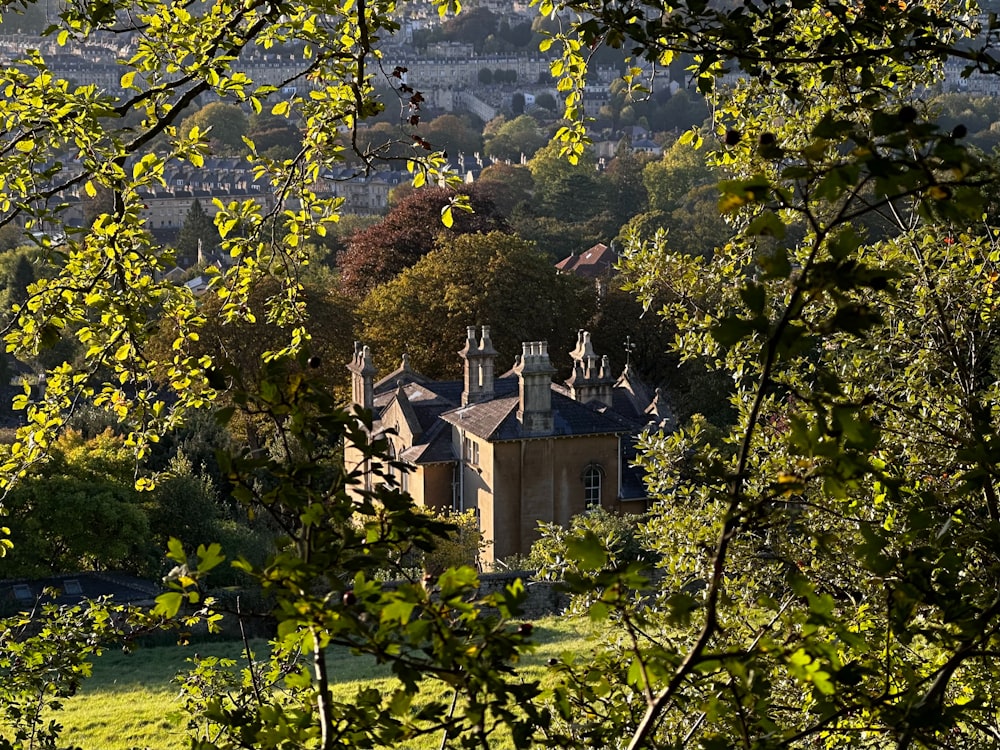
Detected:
left=174, top=199, right=216, bottom=267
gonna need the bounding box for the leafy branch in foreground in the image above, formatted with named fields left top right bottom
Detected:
left=0, top=0, right=464, bottom=488
left=529, top=0, right=1000, bottom=747
left=163, top=357, right=544, bottom=750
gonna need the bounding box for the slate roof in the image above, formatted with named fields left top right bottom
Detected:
left=399, top=419, right=455, bottom=464
left=441, top=390, right=632, bottom=442
left=372, top=375, right=465, bottom=465
left=364, top=348, right=658, bottom=502
left=0, top=572, right=159, bottom=612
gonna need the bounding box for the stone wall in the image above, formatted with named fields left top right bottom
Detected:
left=476, top=570, right=567, bottom=619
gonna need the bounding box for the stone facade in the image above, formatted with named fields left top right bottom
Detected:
left=346, top=327, right=669, bottom=566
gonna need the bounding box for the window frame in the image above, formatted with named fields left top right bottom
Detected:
left=584, top=463, right=604, bottom=507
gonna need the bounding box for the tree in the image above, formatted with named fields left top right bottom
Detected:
left=511, top=91, right=526, bottom=115
left=657, top=88, right=710, bottom=132
left=0, top=224, right=28, bottom=253
left=246, top=112, right=302, bottom=160
left=338, top=185, right=507, bottom=298
left=179, top=102, right=251, bottom=156
left=603, top=143, right=652, bottom=230
left=527, top=141, right=611, bottom=226
left=422, top=113, right=483, bottom=159
left=0, top=430, right=155, bottom=577
left=358, top=231, right=596, bottom=378
left=148, top=274, right=359, bottom=404
left=531, top=0, right=1000, bottom=746
left=0, top=251, right=37, bottom=315
left=483, top=114, right=548, bottom=161
left=475, top=162, right=535, bottom=216
left=0, top=0, right=548, bottom=747
left=478, top=67, right=493, bottom=85
left=642, top=137, right=715, bottom=215
left=174, top=198, right=217, bottom=266
left=534, top=91, right=557, bottom=112
left=0, top=0, right=469, bottom=482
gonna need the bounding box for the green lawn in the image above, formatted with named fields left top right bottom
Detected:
left=54, top=616, right=595, bottom=750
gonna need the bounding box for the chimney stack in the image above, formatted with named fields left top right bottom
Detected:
left=513, top=341, right=556, bottom=435
left=459, top=325, right=497, bottom=405
left=347, top=341, right=376, bottom=411
left=565, top=330, right=614, bottom=407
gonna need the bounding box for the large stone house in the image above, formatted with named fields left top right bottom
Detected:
left=346, top=326, right=670, bottom=565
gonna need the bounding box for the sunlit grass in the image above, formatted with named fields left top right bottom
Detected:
left=53, top=615, right=596, bottom=750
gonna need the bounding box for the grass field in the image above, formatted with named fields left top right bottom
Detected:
left=53, top=616, right=595, bottom=750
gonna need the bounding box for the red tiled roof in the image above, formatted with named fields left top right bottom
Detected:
left=554, top=243, right=616, bottom=278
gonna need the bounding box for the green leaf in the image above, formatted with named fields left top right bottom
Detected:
left=566, top=531, right=608, bottom=571
left=745, top=211, right=786, bottom=239
left=153, top=591, right=183, bottom=618
left=195, top=543, right=225, bottom=573
left=166, top=537, right=186, bottom=564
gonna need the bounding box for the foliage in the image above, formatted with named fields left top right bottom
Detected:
left=529, top=507, right=658, bottom=583
left=0, top=599, right=154, bottom=750
left=532, top=0, right=1000, bottom=745
left=475, top=163, right=536, bottom=216
left=148, top=274, right=358, bottom=401
left=338, top=186, right=507, bottom=299
left=247, top=112, right=302, bottom=161
left=511, top=91, right=526, bottom=115
left=526, top=142, right=606, bottom=224
left=422, top=114, right=484, bottom=160
left=358, top=231, right=595, bottom=378
left=174, top=198, right=218, bottom=267
left=419, top=509, right=486, bottom=575
left=9, top=0, right=1000, bottom=746
left=146, top=452, right=222, bottom=551
left=179, top=102, right=251, bottom=156
left=483, top=114, right=549, bottom=162
left=534, top=92, right=557, bottom=112
left=602, top=144, right=652, bottom=230
left=642, top=138, right=715, bottom=216
left=162, top=356, right=545, bottom=749
left=413, top=6, right=499, bottom=52
left=0, top=430, right=156, bottom=577
left=0, top=0, right=467, bottom=488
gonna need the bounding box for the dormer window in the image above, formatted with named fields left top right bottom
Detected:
left=12, top=584, right=33, bottom=601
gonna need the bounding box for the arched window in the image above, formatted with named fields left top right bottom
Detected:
left=584, top=463, right=604, bottom=507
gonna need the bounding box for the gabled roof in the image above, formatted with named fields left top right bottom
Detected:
left=610, top=363, right=659, bottom=423
left=399, top=419, right=455, bottom=464
left=554, top=243, right=618, bottom=279
left=372, top=376, right=464, bottom=465
left=374, top=353, right=435, bottom=393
